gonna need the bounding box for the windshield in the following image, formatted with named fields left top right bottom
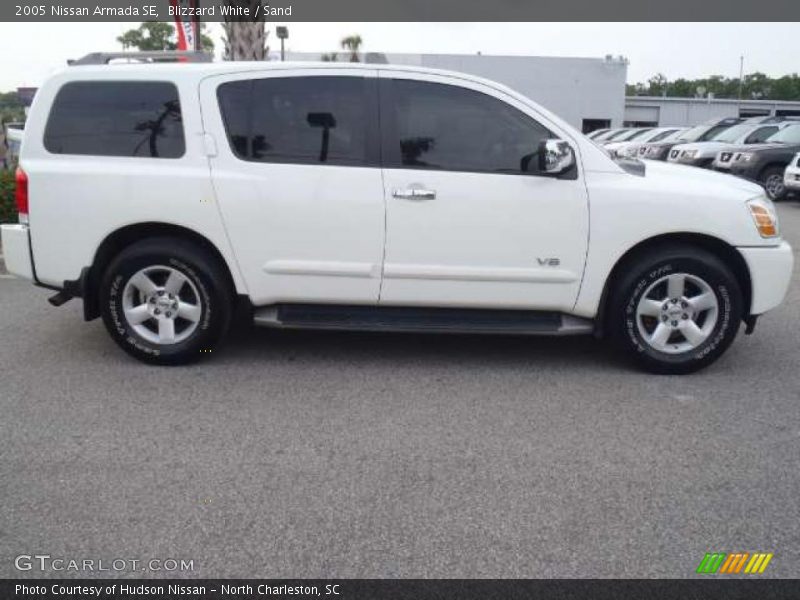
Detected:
left=617, top=128, right=653, bottom=141
left=647, top=128, right=679, bottom=143
left=677, top=124, right=711, bottom=142
left=603, top=129, right=632, bottom=141
left=766, top=125, right=800, bottom=144
left=711, top=123, right=757, bottom=143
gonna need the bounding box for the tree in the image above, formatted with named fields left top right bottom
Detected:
left=340, top=35, right=363, bottom=62
left=222, top=1, right=268, bottom=61
left=117, top=21, right=214, bottom=52
left=628, top=71, right=800, bottom=101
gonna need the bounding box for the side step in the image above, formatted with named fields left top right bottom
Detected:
left=253, top=304, right=594, bottom=336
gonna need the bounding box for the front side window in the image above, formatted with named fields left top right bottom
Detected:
left=218, top=76, right=371, bottom=166
left=44, top=81, right=184, bottom=158
left=385, top=79, right=552, bottom=174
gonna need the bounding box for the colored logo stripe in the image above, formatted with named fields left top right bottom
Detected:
left=697, top=552, right=773, bottom=574
left=744, top=553, right=773, bottom=574
left=697, top=553, right=726, bottom=574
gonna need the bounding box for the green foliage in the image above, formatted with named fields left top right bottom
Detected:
left=117, top=22, right=215, bottom=52
left=0, top=91, right=25, bottom=123
left=340, top=35, right=362, bottom=62
left=627, top=72, right=800, bottom=101
left=0, top=169, right=17, bottom=224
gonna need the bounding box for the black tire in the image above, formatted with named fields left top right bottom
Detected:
left=100, top=237, right=233, bottom=365
left=761, top=165, right=788, bottom=201
left=609, top=245, right=743, bottom=374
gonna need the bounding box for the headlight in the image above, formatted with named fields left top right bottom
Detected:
left=737, top=152, right=754, bottom=163
left=682, top=150, right=698, bottom=159
left=747, top=197, right=779, bottom=238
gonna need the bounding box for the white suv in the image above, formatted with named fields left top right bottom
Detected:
left=1, top=62, right=794, bottom=373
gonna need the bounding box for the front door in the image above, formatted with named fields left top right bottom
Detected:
left=199, top=68, right=385, bottom=306
left=378, top=73, right=589, bottom=311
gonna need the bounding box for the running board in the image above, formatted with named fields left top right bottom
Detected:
left=253, top=304, right=594, bottom=336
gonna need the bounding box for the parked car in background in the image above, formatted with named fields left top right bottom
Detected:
left=782, top=153, right=800, bottom=196
left=636, top=128, right=688, bottom=158
left=640, top=118, right=742, bottom=161
left=668, top=121, right=787, bottom=169
left=713, top=122, right=799, bottom=172
left=586, top=128, right=611, bottom=140
left=592, top=128, right=634, bottom=143
left=729, top=123, right=800, bottom=201
left=601, top=127, right=653, bottom=146
left=606, top=127, right=683, bottom=159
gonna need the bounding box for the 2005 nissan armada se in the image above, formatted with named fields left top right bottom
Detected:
left=1, top=61, right=793, bottom=373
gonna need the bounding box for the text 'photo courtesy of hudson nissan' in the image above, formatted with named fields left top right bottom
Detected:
left=1, top=10, right=800, bottom=599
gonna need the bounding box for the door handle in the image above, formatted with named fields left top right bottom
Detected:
left=392, top=188, right=436, bottom=200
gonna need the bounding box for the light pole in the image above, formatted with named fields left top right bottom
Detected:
left=737, top=55, right=745, bottom=115
left=276, top=26, right=288, bottom=61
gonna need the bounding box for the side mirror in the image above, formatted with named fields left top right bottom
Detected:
left=538, top=139, right=576, bottom=175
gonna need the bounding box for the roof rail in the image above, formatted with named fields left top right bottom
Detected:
left=68, top=51, right=213, bottom=66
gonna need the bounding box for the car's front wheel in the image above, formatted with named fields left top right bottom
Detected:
left=762, top=166, right=788, bottom=201
left=610, top=245, right=743, bottom=374
left=100, top=237, right=232, bottom=365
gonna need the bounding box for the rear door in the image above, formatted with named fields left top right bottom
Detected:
left=199, top=68, right=385, bottom=306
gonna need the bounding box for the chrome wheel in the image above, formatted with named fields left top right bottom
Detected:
left=635, top=272, right=719, bottom=355
left=122, top=265, right=202, bottom=345
left=764, top=174, right=785, bottom=200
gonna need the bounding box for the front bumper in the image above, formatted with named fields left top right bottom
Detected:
left=738, top=241, right=794, bottom=315
left=785, top=167, right=800, bottom=191
left=1, top=224, right=34, bottom=280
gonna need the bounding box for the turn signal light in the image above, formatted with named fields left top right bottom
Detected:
left=748, top=202, right=777, bottom=238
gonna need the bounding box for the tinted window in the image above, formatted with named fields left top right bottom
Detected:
left=745, top=126, right=778, bottom=144
left=44, top=81, right=184, bottom=158
left=386, top=79, right=552, bottom=174
left=218, top=76, right=371, bottom=166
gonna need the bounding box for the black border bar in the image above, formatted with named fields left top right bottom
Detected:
left=5, top=0, right=800, bottom=21
left=3, top=579, right=800, bottom=600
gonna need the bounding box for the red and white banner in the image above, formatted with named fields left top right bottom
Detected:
left=170, top=0, right=199, bottom=51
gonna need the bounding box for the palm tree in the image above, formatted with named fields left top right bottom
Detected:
left=340, top=35, right=362, bottom=63
left=222, top=1, right=268, bottom=61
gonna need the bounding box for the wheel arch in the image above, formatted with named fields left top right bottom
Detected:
left=594, top=232, right=752, bottom=338
left=82, top=222, right=243, bottom=321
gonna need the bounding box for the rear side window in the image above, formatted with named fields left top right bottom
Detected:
left=745, top=126, right=778, bottom=144
left=44, top=81, right=185, bottom=158
left=217, top=76, right=373, bottom=166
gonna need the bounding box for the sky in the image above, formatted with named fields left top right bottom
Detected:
left=1, top=22, right=799, bottom=91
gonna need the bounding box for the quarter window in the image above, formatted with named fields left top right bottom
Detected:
left=385, top=79, right=553, bottom=174
left=44, top=81, right=185, bottom=158
left=217, top=76, right=372, bottom=166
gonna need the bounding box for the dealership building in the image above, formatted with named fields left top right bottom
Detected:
left=285, top=51, right=629, bottom=133
left=624, top=96, right=800, bottom=127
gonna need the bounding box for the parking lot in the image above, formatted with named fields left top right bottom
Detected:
left=0, top=203, right=798, bottom=579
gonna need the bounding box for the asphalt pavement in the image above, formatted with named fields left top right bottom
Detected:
left=1, top=204, right=799, bottom=579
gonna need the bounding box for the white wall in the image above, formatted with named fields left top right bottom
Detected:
left=285, top=51, right=629, bottom=130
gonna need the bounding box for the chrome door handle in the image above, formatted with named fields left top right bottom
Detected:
left=392, top=188, right=436, bottom=200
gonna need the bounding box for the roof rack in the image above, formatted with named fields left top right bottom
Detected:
left=68, top=51, right=213, bottom=66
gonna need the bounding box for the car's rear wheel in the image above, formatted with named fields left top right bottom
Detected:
left=100, top=237, right=232, bottom=365
left=762, top=166, right=787, bottom=201
left=609, top=245, right=743, bottom=374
